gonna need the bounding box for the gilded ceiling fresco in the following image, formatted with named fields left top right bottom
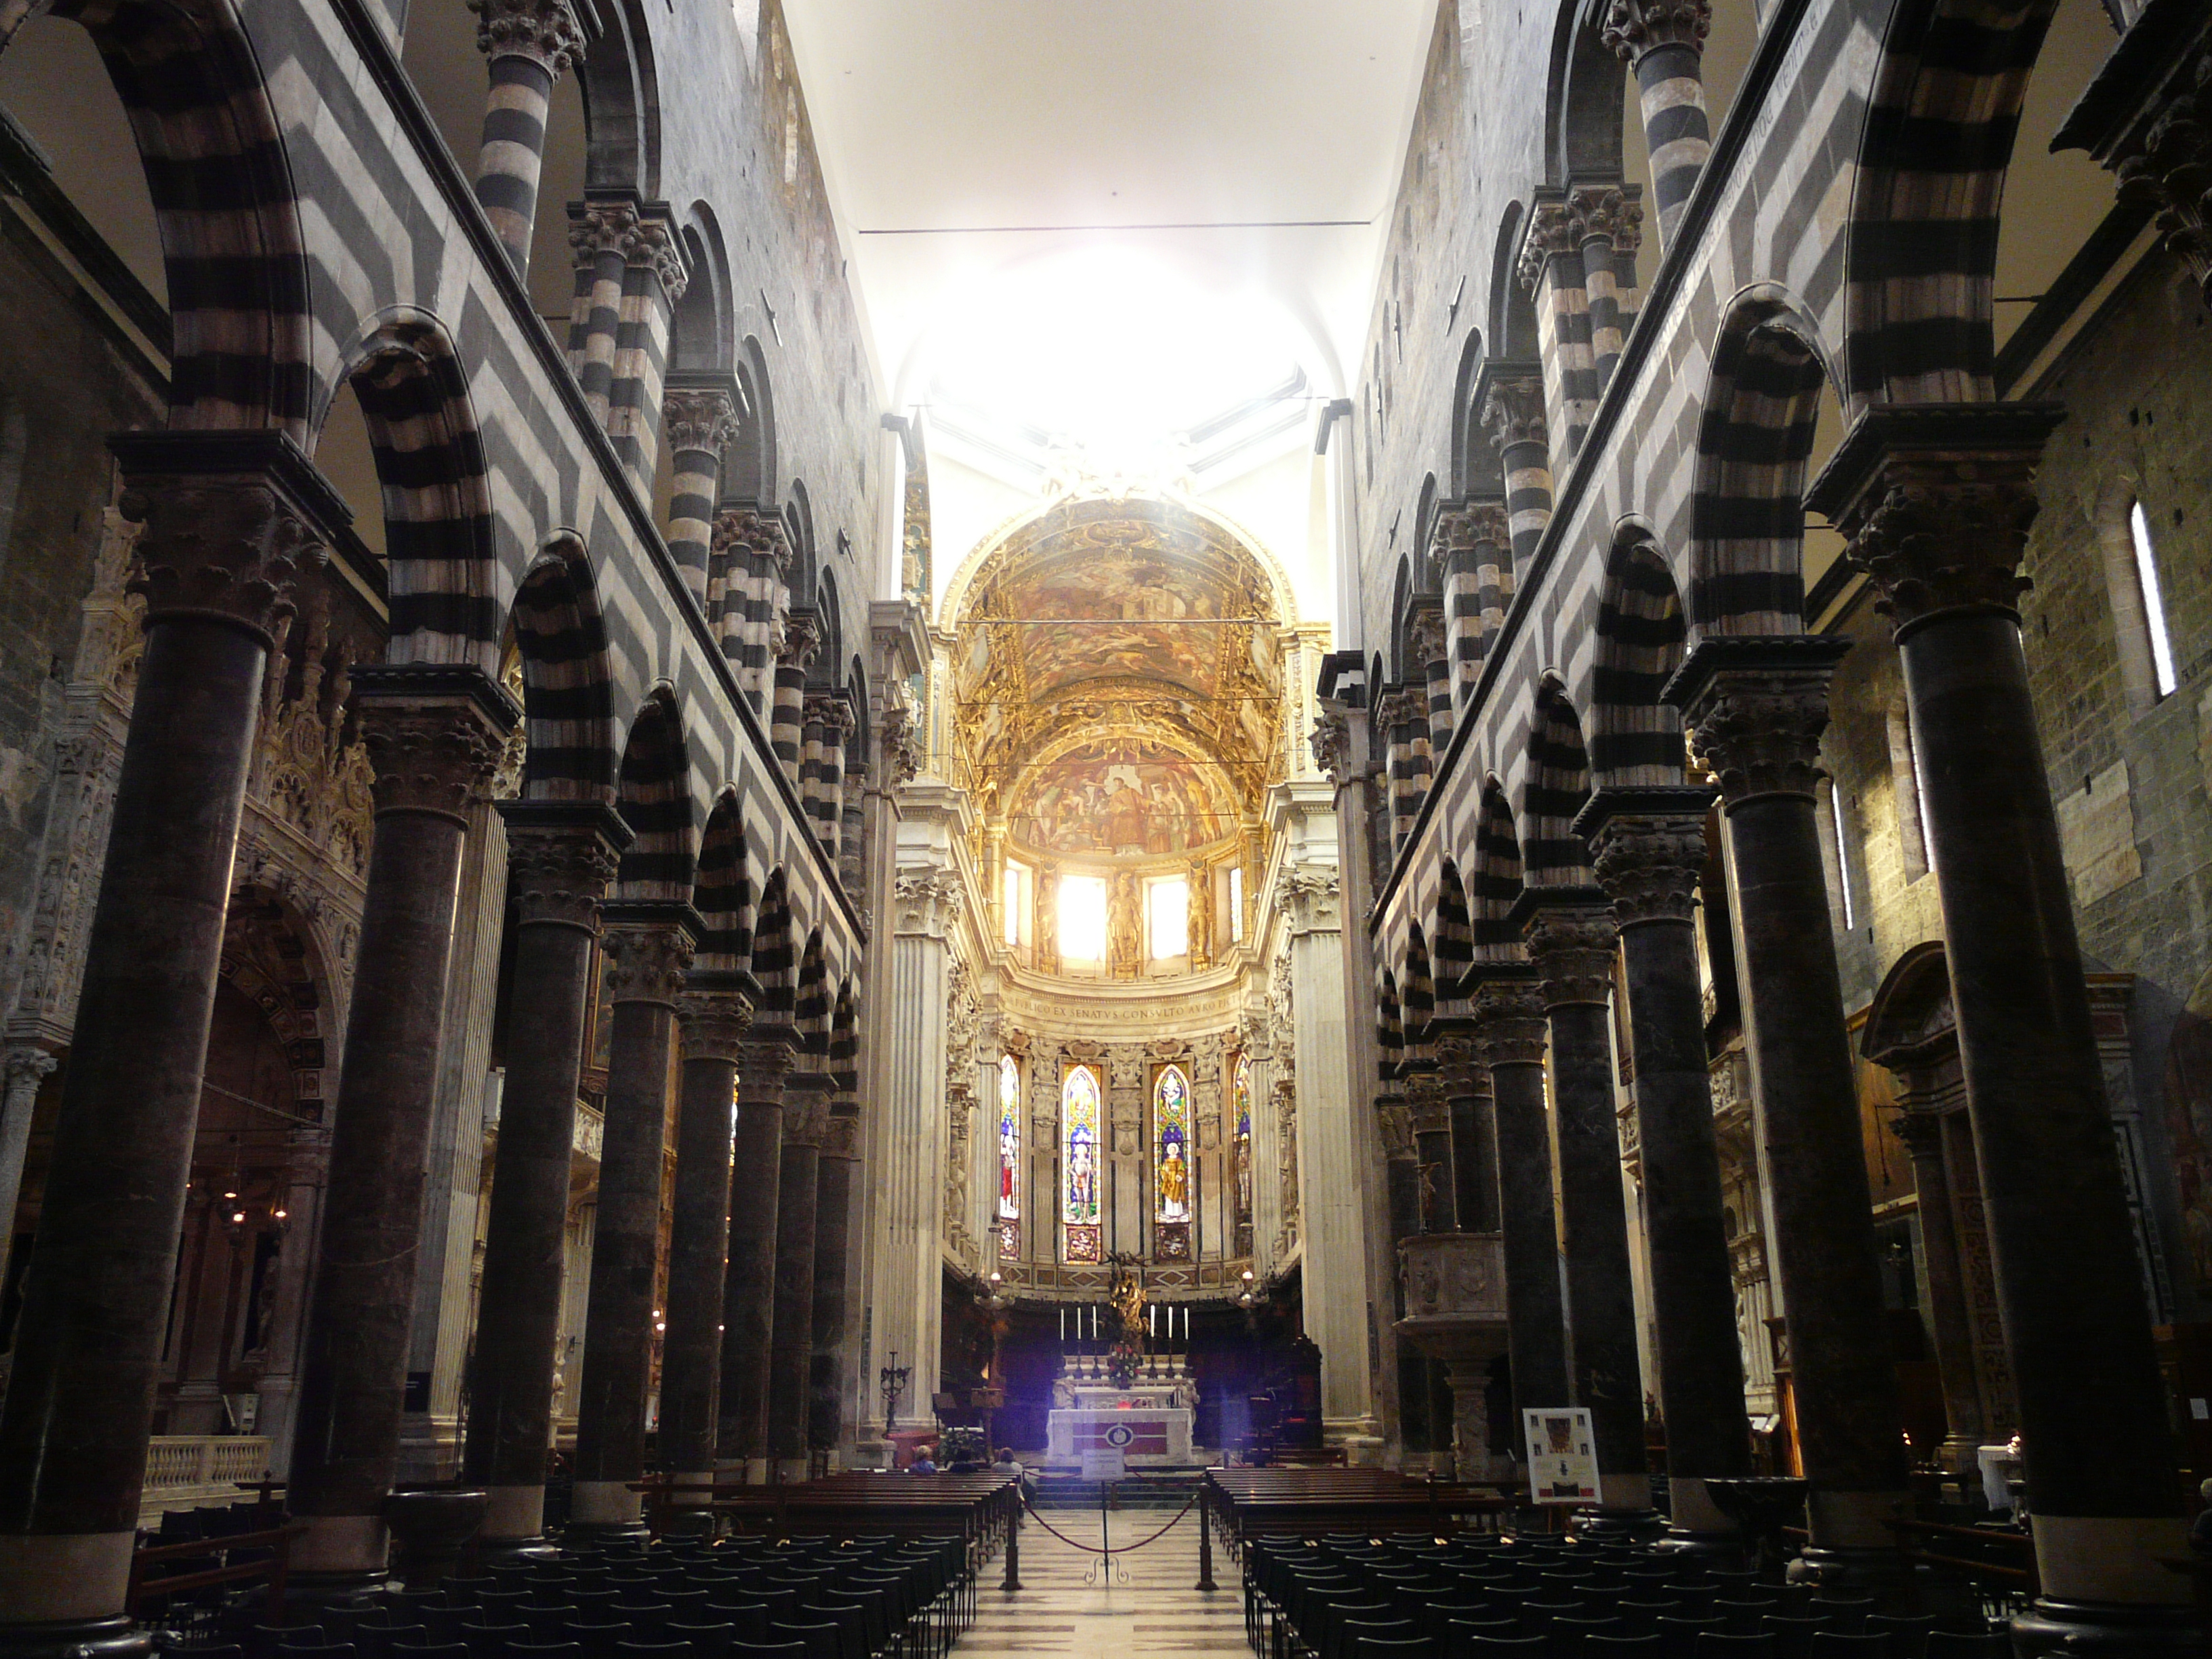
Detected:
left=951, top=499, right=1287, bottom=848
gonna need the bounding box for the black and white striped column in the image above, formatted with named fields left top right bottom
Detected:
left=1412, top=598, right=1454, bottom=754
left=771, top=611, right=821, bottom=789
left=1380, top=687, right=1431, bottom=857
left=1575, top=186, right=1637, bottom=391
left=661, top=385, right=741, bottom=611
left=1517, top=199, right=1598, bottom=464
left=1480, top=373, right=1553, bottom=570
left=1603, top=0, right=1713, bottom=248
left=1440, top=508, right=1486, bottom=710
left=567, top=201, right=638, bottom=429
left=1610, top=184, right=1647, bottom=343
left=799, top=693, right=830, bottom=848
left=469, top=0, right=585, bottom=274
left=813, top=692, right=855, bottom=859
left=609, top=210, right=686, bottom=493
left=710, top=508, right=788, bottom=710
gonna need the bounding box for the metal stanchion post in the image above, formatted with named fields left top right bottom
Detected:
left=1194, top=1479, right=1217, bottom=1591
left=1002, top=1480, right=1023, bottom=1591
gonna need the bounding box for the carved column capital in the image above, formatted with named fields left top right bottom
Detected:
left=599, top=909, right=699, bottom=1007
left=879, top=700, right=922, bottom=786
left=1309, top=708, right=1352, bottom=783
left=626, top=209, right=688, bottom=300
left=782, top=1090, right=830, bottom=1150
left=497, top=800, right=630, bottom=930
left=352, top=663, right=520, bottom=825
left=1517, top=199, right=1583, bottom=294
left=1278, top=865, right=1340, bottom=935
left=804, top=691, right=856, bottom=739
left=1584, top=794, right=1712, bottom=927
left=662, top=388, right=742, bottom=457
left=1479, top=375, right=1549, bottom=450
left=779, top=610, right=823, bottom=670
left=737, top=1039, right=799, bottom=1091
left=569, top=200, right=645, bottom=264
left=1406, top=1069, right=1452, bottom=1134
left=1601, top=0, right=1710, bottom=60
left=1664, top=637, right=1850, bottom=806
left=1468, top=499, right=1513, bottom=552
left=1374, top=687, right=1429, bottom=734
left=2112, top=51, right=2212, bottom=314
left=1408, top=606, right=1450, bottom=674
left=1891, top=1109, right=1947, bottom=1161
left=110, top=433, right=345, bottom=652
left=712, top=505, right=789, bottom=564
left=1522, top=899, right=1619, bottom=1008
left=3, top=1048, right=56, bottom=1099
left=470, top=0, right=585, bottom=75
left=820, top=1111, right=861, bottom=1160
left=1437, top=1033, right=1488, bottom=1099
left=1471, top=977, right=1550, bottom=1067
left=894, top=867, right=963, bottom=937
left=1571, top=184, right=1645, bottom=254
left=677, top=978, right=756, bottom=1063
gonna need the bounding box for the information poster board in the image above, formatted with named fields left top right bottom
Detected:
left=1082, top=1448, right=1126, bottom=1481
left=1523, top=1407, right=1600, bottom=1504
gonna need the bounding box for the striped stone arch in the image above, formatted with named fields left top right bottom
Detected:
left=1401, top=923, right=1436, bottom=1069
left=25, top=0, right=312, bottom=438
left=336, top=312, right=501, bottom=670
left=693, top=789, right=754, bottom=970
left=1522, top=677, right=1595, bottom=886
left=828, top=979, right=859, bottom=1103
left=1376, top=966, right=1404, bottom=1081
left=750, top=866, right=796, bottom=1023
left=794, top=930, right=831, bottom=1063
left=1844, top=0, right=2063, bottom=406
left=1686, top=288, right=1837, bottom=638
left=1433, top=860, right=1475, bottom=1008
left=1590, top=528, right=1689, bottom=787
left=613, top=687, right=697, bottom=902
left=1472, top=779, right=1525, bottom=963
left=510, top=534, right=618, bottom=800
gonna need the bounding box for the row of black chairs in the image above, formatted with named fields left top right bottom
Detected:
left=1241, top=1530, right=2012, bottom=1659
left=160, top=1530, right=977, bottom=1659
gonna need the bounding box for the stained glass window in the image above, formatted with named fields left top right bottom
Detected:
left=1233, top=1055, right=1254, bottom=1234
left=1063, top=1065, right=1101, bottom=1226
left=1154, top=1064, right=1191, bottom=1223
left=998, top=1055, right=1021, bottom=1221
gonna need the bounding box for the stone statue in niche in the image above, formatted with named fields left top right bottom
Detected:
left=1187, top=860, right=1213, bottom=968
left=1108, top=870, right=1141, bottom=979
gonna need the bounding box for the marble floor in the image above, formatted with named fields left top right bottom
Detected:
left=957, top=1502, right=1248, bottom=1656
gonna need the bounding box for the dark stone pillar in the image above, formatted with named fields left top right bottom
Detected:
left=1521, top=894, right=1651, bottom=1519
left=1584, top=793, right=1754, bottom=1545
left=809, top=1111, right=859, bottom=1463
left=718, top=1038, right=794, bottom=1483
left=570, top=907, right=697, bottom=1533
left=1816, top=409, right=2195, bottom=1643
left=1439, top=1032, right=1498, bottom=1233
left=287, top=667, right=515, bottom=1587
left=462, top=801, right=630, bottom=1549
left=0, top=434, right=336, bottom=1656
left=1666, top=635, right=1908, bottom=1573
left=767, top=1082, right=827, bottom=1481
left=1378, top=1090, right=1431, bottom=1469
left=661, top=973, right=752, bottom=1505
left=1410, top=1073, right=1458, bottom=1233
left=1469, top=970, right=1571, bottom=1464
left=1891, top=1112, right=1983, bottom=1481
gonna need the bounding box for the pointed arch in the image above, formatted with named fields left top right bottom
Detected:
left=1376, top=965, right=1404, bottom=1080
left=1401, top=922, right=1436, bottom=1069
left=830, top=979, right=860, bottom=1101
left=1473, top=780, right=1525, bottom=963
left=1591, top=530, right=1689, bottom=786
left=1687, top=288, right=1838, bottom=638
left=693, top=789, right=754, bottom=970
left=510, top=534, right=617, bottom=801
left=336, top=310, right=502, bottom=670
left=613, top=687, right=696, bottom=901
left=751, top=866, right=796, bottom=1020
left=1523, top=678, right=1595, bottom=885
left=794, top=929, right=830, bottom=1061
left=1433, top=861, right=1475, bottom=1009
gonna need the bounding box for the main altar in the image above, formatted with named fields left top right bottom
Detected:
left=1046, top=1358, right=1197, bottom=1467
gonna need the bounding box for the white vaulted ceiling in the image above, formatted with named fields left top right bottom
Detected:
left=778, top=1, right=1439, bottom=406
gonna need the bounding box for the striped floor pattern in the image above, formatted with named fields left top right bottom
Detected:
left=960, top=1504, right=1247, bottom=1656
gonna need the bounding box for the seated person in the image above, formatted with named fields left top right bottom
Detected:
left=909, top=1449, right=939, bottom=1475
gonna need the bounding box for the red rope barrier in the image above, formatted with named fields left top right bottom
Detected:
left=1018, top=1488, right=1198, bottom=1555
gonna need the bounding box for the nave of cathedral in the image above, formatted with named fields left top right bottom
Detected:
left=0, top=0, right=2207, bottom=1652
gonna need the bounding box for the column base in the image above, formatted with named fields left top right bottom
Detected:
left=0, top=1616, right=152, bottom=1659
left=568, top=1480, right=644, bottom=1534
left=1788, top=1545, right=1913, bottom=1606
left=281, top=1573, right=392, bottom=1617
left=1568, top=1505, right=1667, bottom=1543
left=1658, top=1477, right=1748, bottom=1562
left=2011, top=1597, right=2205, bottom=1659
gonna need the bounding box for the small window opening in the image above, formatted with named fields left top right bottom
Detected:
left=2130, top=499, right=2178, bottom=699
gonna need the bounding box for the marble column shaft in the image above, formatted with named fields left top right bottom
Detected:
left=462, top=800, right=629, bottom=1544
left=470, top=0, right=584, bottom=273
left=1892, top=1111, right=1983, bottom=1470
left=570, top=907, right=696, bottom=1528
left=718, top=1037, right=794, bottom=1479
left=810, top=1116, right=859, bottom=1458
left=1602, top=0, right=1713, bottom=246
left=1586, top=798, right=1753, bottom=1533
left=661, top=975, right=752, bottom=1491
left=1818, top=416, right=2188, bottom=1610
left=1439, top=1033, right=1498, bottom=1233
left=287, top=668, right=513, bottom=1578
left=1471, top=970, right=1572, bottom=1459
left=1667, top=636, right=1906, bottom=1555
left=0, top=438, right=334, bottom=1633
left=766, top=1082, right=827, bottom=1476
left=1523, top=895, right=1648, bottom=1502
